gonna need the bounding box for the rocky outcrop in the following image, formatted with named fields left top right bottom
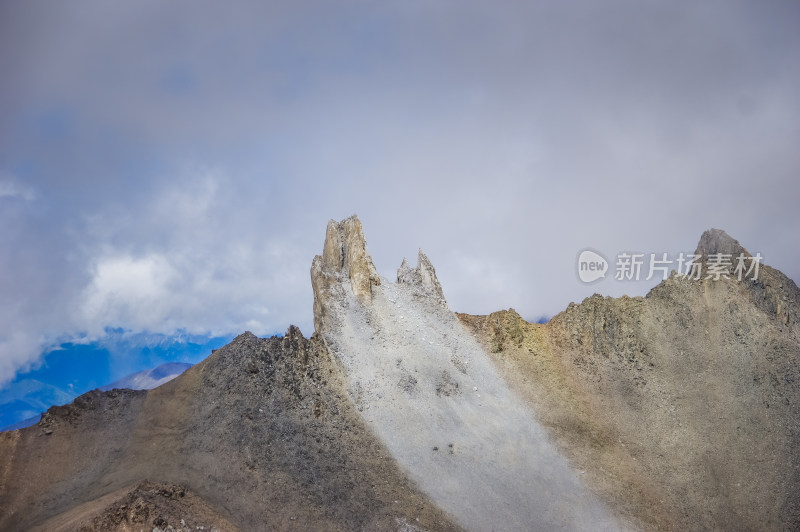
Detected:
left=397, top=250, right=447, bottom=306
left=311, top=215, right=448, bottom=334
left=694, top=227, right=750, bottom=260
left=693, top=228, right=799, bottom=326
left=37, top=480, right=238, bottom=532
left=311, top=215, right=381, bottom=334
left=37, top=388, right=146, bottom=436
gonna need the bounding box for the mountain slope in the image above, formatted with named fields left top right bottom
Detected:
left=0, top=328, right=460, bottom=531
left=459, top=229, right=800, bottom=530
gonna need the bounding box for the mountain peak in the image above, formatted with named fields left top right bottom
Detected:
left=694, top=228, right=750, bottom=258
left=311, top=215, right=381, bottom=334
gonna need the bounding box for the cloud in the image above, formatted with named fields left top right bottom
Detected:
left=76, top=168, right=313, bottom=337
left=0, top=333, right=47, bottom=389
left=82, top=254, right=179, bottom=334
left=0, top=0, right=798, bottom=385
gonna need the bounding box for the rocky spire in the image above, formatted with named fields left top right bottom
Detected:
left=311, top=215, right=380, bottom=333
left=397, top=250, right=447, bottom=306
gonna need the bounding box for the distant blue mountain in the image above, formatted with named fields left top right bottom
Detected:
left=0, top=415, right=41, bottom=431
left=0, top=380, right=75, bottom=429
left=99, top=362, right=192, bottom=392
left=1, top=362, right=193, bottom=432
left=0, top=331, right=230, bottom=432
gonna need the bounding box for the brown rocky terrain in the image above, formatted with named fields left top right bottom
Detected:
left=0, top=328, right=460, bottom=531
left=459, top=229, right=800, bottom=531
left=1, top=220, right=797, bottom=531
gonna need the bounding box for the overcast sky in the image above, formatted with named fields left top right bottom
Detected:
left=1, top=0, right=798, bottom=385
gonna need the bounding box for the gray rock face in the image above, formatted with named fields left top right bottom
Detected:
left=312, top=215, right=450, bottom=336
left=311, top=215, right=381, bottom=334
left=396, top=250, right=447, bottom=306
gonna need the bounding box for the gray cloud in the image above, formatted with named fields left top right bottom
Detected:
left=1, top=0, right=798, bottom=384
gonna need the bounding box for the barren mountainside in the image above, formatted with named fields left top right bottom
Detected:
left=0, top=218, right=797, bottom=531
left=0, top=329, right=459, bottom=531
left=459, top=229, right=800, bottom=530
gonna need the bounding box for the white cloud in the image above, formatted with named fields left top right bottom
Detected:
left=0, top=332, right=46, bottom=387
left=73, top=168, right=314, bottom=342
left=81, top=253, right=179, bottom=336
left=0, top=0, right=798, bottom=386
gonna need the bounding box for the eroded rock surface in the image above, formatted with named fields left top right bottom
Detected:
left=397, top=250, right=447, bottom=306
left=312, top=215, right=381, bottom=333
